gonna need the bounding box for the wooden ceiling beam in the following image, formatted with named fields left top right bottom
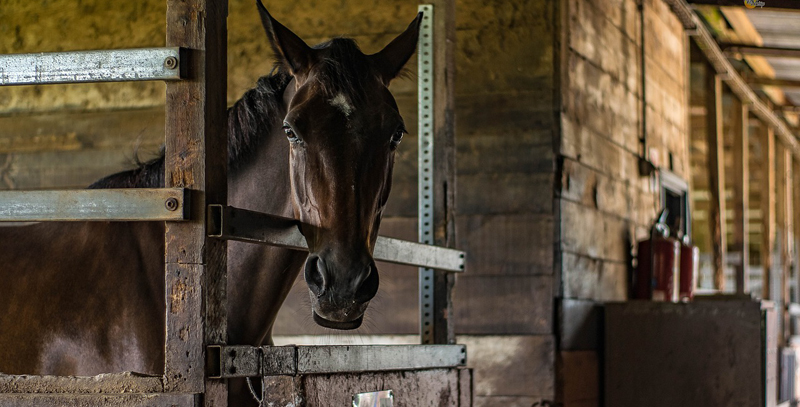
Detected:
left=687, top=0, right=800, bottom=10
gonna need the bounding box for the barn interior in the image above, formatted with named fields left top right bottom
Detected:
left=3, top=0, right=800, bottom=406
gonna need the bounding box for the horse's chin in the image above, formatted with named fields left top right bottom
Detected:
left=312, top=312, right=364, bottom=330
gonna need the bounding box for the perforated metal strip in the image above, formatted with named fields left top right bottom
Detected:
left=417, top=4, right=435, bottom=345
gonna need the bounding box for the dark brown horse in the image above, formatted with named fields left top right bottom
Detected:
left=0, top=2, right=420, bottom=403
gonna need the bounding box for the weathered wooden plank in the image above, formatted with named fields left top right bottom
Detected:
left=459, top=335, right=554, bottom=398
left=454, top=275, right=553, bottom=335
left=0, top=149, right=160, bottom=190
left=568, top=0, right=640, bottom=94
left=0, top=108, right=163, bottom=154
left=560, top=116, right=639, bottom=184
left=163, top=0, right=228, bottom=402
left=564, top=52, right=640, bottom=153
left=302, top=369, right=465, bottom=407
left=559, top=199, right=632, bottom=263
left=761, top=123, right=776, bottom=299
left=457, top=173, right=553, bottom=216
left=559, top=158, right=658, bottom=228
left=559, top=351, right=599, bottom=405
left=560, top=252, right=628, bottom=302
left=0, top=393, right=195, bottom=407
left=0, top=373, right=162, bottom=394
left=705, top=71, right=727, bottom=290
left=732, top=100, right=750, bottom=294
left=456, top=214, right=554, bottom=276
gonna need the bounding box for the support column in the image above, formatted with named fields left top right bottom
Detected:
left=164, top=0, right=228, bottom=404
left=761, top=124, right=776, bottom=300
left=733, top=99, right=750, bottom=294
left=705, top=69, right=727, bottom=291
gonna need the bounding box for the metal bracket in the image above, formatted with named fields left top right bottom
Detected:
left=0, top=47, right=184, bottom=86
left=418, top=3, right=436, bottom=345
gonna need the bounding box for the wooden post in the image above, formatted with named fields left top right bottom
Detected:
left=705, top=69, right=727, bottom=291
left=423, top=0, right=456, bottom=345
left=164, top=0, right=228, bottom=404
left=733, top=99, right=750, bottom=294
left=794, top=158, right=800, bottom=304
left=777, top=145, right=793, bottom=342
left=761, top=123, right=776, bottom=300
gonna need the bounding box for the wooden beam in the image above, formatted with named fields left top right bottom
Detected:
left=761, top=123, right=776, bottom=300
left=687, top=0, right=800, bottom=10
left=746, top=77, right=800, bottom=89
left=706, top=70, right=728, bottom=291
left=164, top=0, right=228, bottom=404
left=733, top=99, right=750, bottom=294
left=777, top=144, right=792, bottom=343
left=721, top=43, right=800, bottom=59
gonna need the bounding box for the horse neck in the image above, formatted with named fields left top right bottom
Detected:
left=225, top=79, right=306, bottom=345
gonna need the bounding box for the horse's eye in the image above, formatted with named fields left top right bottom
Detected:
left=390, top=129, right=405, bottom=149
left=283, top=125, right=300, bottom=144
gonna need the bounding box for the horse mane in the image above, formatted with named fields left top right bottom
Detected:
left=88, top=69, right=292, bottom=189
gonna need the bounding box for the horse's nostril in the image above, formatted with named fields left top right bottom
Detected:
left=354, top=262, right=380, bottom=303
left=304, top=256, right=328, bottom=297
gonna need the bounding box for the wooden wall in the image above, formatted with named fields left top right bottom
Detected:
left=1, top=0, right=559, bottom=405
left=556, top=0, right=689, bottom=406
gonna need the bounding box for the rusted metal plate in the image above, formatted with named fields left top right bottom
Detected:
left=207, top=345, right=262, bottom=378
left=0, top=188, right=187, bottom=221
left=0, top=48, right=183, bottom=86
left=207, top=204, right=465, bottom=272
left=0, top=373, right=163, bottom=394
left=0, top=393, right=195, bottom=407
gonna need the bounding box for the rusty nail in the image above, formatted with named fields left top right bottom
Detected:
left=165, top=197, right=180, bottom=211
left=164, top=56, right=179, bottom=70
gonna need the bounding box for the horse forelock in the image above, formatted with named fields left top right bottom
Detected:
left=310, top=38, right=381, bottom=106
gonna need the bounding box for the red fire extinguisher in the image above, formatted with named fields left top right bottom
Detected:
left=633, top=210, right=680, bottom=302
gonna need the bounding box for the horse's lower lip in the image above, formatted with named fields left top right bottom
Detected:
left=312, top=312, right=363, bottom=330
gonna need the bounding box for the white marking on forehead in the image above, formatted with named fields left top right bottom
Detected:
left=329, top=93, right=354, bottom=117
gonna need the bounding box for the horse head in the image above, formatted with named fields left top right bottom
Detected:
left=257, top=1, right=421, bottom=329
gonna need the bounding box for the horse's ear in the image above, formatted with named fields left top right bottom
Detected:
left=256, top=0, right=315, bottom=76
left=371, top=12, right=423, bottom=85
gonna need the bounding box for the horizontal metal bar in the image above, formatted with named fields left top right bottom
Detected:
left=0, top=188, right=188, bottom=221
left=207, top=344, right=466, bottom=378
left=293, top=345, right=466, bottom=375
left=0, top=373, right=163, bottom=394
left=0, top=48, right=183, bottom=86
left=207, top=205, right=465, bottom=272
left=0, top=393, right=195, bottom=407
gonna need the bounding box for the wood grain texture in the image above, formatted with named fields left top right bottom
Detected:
left=705, top=71, right=727, bottom=290
left=732, top=100, right=750, bottom=294
left=761, top=124, right=776, bottom=299
left=460, top=335, right=554, bottom=398
left=260, top=369, right=469, bottom=407
left=163, top=0, right=228, bottom=401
